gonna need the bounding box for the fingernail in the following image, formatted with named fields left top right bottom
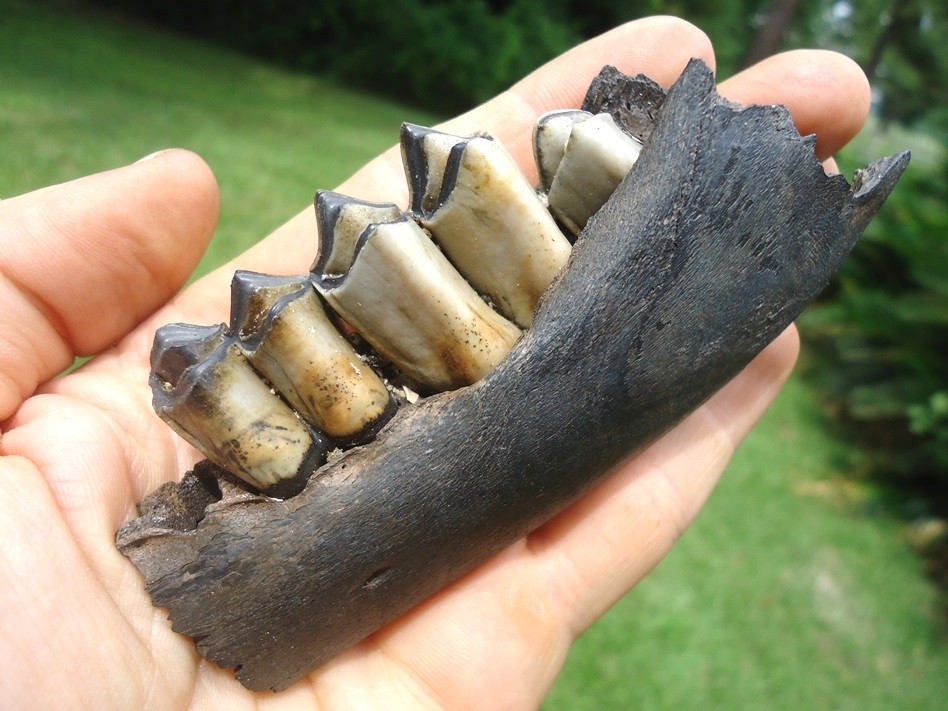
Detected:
left=136, top=149, right=172, bottom=164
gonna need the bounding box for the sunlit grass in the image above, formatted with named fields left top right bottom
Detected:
left=545, top=378, right=948, bottom=710
left=0, top=0, right=437, bottom=278
left=3, top=2, right=946, bottom=708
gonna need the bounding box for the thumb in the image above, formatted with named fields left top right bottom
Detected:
left=0, top=149, right=219, bottom=420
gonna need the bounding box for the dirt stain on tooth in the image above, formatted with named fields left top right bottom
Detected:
left=231, top=271, right=395, bottom=446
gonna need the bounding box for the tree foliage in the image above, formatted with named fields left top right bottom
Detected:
left=805, top=0, right=948, bottom=126
left=796, top=2, right=948, bottom=519
left=80, top=0, right=948, bottom=124
left=83, top=0, right=581, bottom=112
left=802, top=146, right=948, bottom=515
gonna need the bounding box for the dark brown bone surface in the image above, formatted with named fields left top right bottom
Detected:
left=116, top=60, right=909, bottom=691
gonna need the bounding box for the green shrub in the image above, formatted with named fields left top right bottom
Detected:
left=800, top=133, right=948, bottom=516
left=83, top=0, right=580, bottom=112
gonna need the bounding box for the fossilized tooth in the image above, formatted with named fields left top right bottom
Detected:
left=150, top=322, right=326, bottom=498
left=400, top=123, right=464, bottom=215
left=311, top=190, right=402, bottom=279
left=539, top=110, right=644, bottom=236
left=533, top=108, right=592, bottom=194
left=312, top=199, right=522, bottom=391
left=402, top=123, right=572, bottom=328
left=118, top=60, right=909, bottom=692
left=229, top=270, right=396, bottom=446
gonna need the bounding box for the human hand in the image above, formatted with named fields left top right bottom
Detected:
left=0, top=16, right=871, bottom=709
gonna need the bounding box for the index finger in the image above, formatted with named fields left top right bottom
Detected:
left=719, top=49, right=871, bottom=160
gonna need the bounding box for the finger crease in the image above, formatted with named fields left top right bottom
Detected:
left=0, top=266, right=76, bottom=353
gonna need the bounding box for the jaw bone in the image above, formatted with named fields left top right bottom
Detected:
left=120, top=60, right=909, bottom=692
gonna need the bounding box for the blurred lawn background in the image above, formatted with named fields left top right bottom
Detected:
left=0, top=0, right=438, bottom=278
left=1, top=1, right=947, bottom=708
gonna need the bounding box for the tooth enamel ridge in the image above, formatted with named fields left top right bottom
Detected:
left=401, top=123, right=460, bottom=215
left=122, top=60, right=909, bottom=691
left=534, top=109, right=592, bottom=194
left=543, top=112, right=644, bottom=236
left=311, top=191, right=402, bottom=280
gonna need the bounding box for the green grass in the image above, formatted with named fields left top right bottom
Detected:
left=544, top=378, right=948, bottom=709
left=0, top=0, right=437, bottom=278
left=3, top=2, right=947, bottom=707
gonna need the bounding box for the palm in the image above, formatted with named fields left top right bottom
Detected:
left=0, top=18, right=870, bottom=709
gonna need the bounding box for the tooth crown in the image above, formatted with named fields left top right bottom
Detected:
left=544, top=112, right=643, bottom=235
left=230, top=271, right=395, bottom=446
left=314, top=214, right=522, bottom=391
left=150, top=322, right=326, bottom=497
left=534, top=109, right=591, bottom=194
left=311, top=191, right=402, bottom=279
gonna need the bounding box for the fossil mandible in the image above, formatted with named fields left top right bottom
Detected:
left=116, top=60, right=909, bottom=691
